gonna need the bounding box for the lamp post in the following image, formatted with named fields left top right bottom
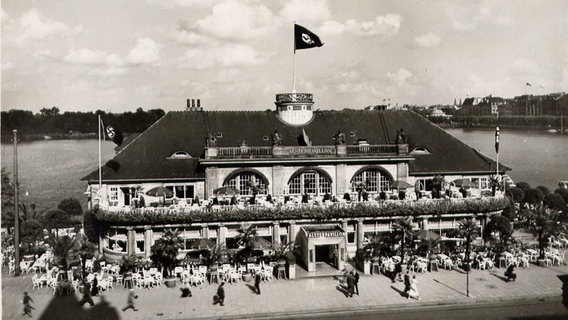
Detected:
left=13, top=130, right=20, bottom=276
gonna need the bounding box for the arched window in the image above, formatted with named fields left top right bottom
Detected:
left=288, top=168, right=332, bottom=195
left=223, top=170, right=268, bottom=196
left=350, top=167, right=392, bottom=193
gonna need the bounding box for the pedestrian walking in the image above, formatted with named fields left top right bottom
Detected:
left=122, top=289, right=139, bottom=312
left=407, top=275, right=421, bottom=300
left=346, top=272, right=354, bottom=297
left=214, top=282, right=225, bottom=306
left=91, top=274, right=99, bottom=296
left=254, top=270, right=262, bottom=295
left=22, top=292, right=34, bottom=317
left=403, top=271, right=411, bottom=297
left=352, top=270, right=360, bottom=295
left=79, top=280, right=95, bottom=307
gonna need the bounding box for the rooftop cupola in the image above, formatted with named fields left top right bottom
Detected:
left=275, top=92, right=314, bottom=125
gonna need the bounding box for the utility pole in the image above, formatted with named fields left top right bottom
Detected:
left=13, top=130, right=20, bottom=276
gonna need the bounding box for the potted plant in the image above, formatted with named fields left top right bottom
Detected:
left=150, top=228, right=183, bottom=288
left=234, top=223, right=258, bottom=282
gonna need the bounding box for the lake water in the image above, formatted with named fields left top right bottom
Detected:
left=1, top=129, right=567, bottom=212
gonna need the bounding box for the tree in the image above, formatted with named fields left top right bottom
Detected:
left=48, top=234, right=79, bottom=272
left=83, top=209, right=104, bottom=243
left=150, top=228, right=183, bottom=278
left=536, top=186, right=551, bottom=196
left=515, top=182, right=531, bottom=192
left=76, top=235, right=96, bottom=278
left=20, top=219, right=45, bottom=254
left=526, top=205, right=564, bottom=260
left=393, top=217, right=414, bottom=264
left=524, top=188, right=544, bottom=208
left=234, top=223, right=259, bottom=267
left=458, top=218, right=480, bottom=297
left=58, top=198, right=83, bottom=216
left=555, top=188, right=568, bottom=204
left=544, top=193, right=566, bottom=212
left=41, top=209, right=74, bottom=234
left=1, top=167, right=15, bottom=229
left=508, top=187, right=525, bottom=204
left=483, top=215, right=513, bottom=252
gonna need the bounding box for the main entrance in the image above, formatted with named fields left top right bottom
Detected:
left=299, top=225, right=346, bottom=273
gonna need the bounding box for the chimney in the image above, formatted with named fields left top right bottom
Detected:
left=187, top=99, right=191, bottom=108
left=197, top=99, right=200, bottom=108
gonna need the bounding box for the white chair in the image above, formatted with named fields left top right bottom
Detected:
left=32, top=275, right=43, bottom=290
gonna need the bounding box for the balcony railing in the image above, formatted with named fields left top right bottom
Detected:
left=206, top=144, right=405, bottom=159
left=276, top=93, right=313, bottom=103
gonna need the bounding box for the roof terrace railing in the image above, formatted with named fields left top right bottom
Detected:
left=206, top=144, right=405, bottom=159
left=276, top=93, right=313, bottom=103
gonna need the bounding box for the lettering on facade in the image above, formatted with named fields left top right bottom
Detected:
left=289, top=147, right=335, bottom=155
left=307, top=231, right=344, bottom=238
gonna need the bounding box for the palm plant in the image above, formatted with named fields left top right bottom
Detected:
left=150, top=228, right=183, bottom=277
left=76, top=235, right=96, bottom=278
left=526, top=204, right=564, bottom=260
left=48, top=234, right=79, bottom=273
left=393, top=217, right=414, bottom=263
left=234, top=223, right=258, bottom=267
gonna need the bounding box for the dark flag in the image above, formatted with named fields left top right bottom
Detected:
left=102, top=120, right=123, bottom=146
left=495, top=126, right=500, bottom=153
left=295, top=24, right=324, bottom=51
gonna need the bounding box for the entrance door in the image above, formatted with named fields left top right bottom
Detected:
left=315, top=244, right=337, bottom=266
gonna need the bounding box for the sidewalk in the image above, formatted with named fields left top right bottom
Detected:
left=2, top=262, right=567, bottom=320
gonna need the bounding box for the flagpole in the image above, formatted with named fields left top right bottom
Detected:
left=98, top=115, right=102, bottom=191
left=496, top=126, right=499, bottom=177
left=293, top=22, right=296, bottom=93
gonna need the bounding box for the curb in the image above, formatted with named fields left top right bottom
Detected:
left=191, top=293, right=562, bottom=320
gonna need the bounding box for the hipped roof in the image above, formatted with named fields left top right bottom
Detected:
left=83, top=109, right=507, bottom=183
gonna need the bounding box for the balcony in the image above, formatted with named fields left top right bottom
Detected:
left=205, top=144, right=407, bottom=160
left=276, top=93, right=313, bottom=103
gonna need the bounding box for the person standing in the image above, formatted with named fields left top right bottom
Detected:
left=403, top=271, right=411, bottom=298
left=254, top=270, right=262, bottom=295
left=352, top=270, right=360, bottom=295
left=22, top=292, right=34, bottom=317
left=505, top=264, right=517, bottom=281
left=408, top=275, right=421, bottom=300
left=79, top=280, right=95, bottom=307
left=346, top=272, right=354, bottom=298
left=91, top=274, right=99, bottom=296
left=215, top=282, right=225, bottom=306
left=122, top=289, right=139, bottom=312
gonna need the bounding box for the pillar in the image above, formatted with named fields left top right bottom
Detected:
left=144, top=227, right=153, bottom=258
left=336, top=164, right=347, bottom=196
left=126, top=227, right=135, bottom=256
left=273, top=222, right=281, bottom=246
left=356, top=220, right=364, bottom=249
left=218, top=225, right=227, bottom=246
left=202, top=226, right=209, bottom=239
left=272, top=165, right=285, bottom=197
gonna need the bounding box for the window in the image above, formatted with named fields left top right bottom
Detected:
left=171, top=185, right=195, bottom=199
left=224, top=171, right=268, bottom=196
left=287, top=169, right=332, bottom=195
left=169, top=151, right=192, bottom=158
left=350, top=168, right=392, bottom=193
left=109, top=186, right=119, bottom=206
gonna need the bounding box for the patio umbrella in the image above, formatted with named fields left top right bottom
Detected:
left=415, top=230, right=441, bottom=241
left=252, top=237, right=272, bottom=249
left=213, top=186, right=240, bottom=197
left=452, top=178, right=476, bottom=188
left=391, top=180, right=413, bottom=189
left=189, top=238, right=216, bottom=250
left=145, top=186, right=173, bottom=197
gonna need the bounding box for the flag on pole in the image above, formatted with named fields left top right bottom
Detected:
left=525, top=82, right=532, bottom=86
left=302, top=128, right=312, bottom=146
left=100, top=119, right=123, bottom=146
left=294, top=24, right=324, bottom=51
left=495, top=126, right=500, bottom=153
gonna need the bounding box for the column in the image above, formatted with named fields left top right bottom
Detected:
left=218, top=225, right=227, bottom=246
left=202, top=226, right=209, bottom=239
left=356, top=220, right=364, bottom=249
left=289, top=222, right=297, bottom=244
left=422, top=217, right=428, bottom=230
left=273, top=222, right=281, bottom=246
left=126, top=227, right=135, bottom=256
left=144, top=227, right=153, bottom=258
left=336, top=164, right=347, bottom=196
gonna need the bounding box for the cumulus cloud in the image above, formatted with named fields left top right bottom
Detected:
left=192, top=1, right=275, bottom=40
left=387, top=68, right=413, bottom=86
left=125, top=38, right=161, bottom=65
left=446, top=3, right=513, bottom=31
left=2, top=61, right=15, bottom=71
left=178, top=43, right=266, bottom=69
left=414, top=32, right=441, bottom=47
left=321, top=14, right=403, bottom=39
left=18, top=8, right=70, bottom=43
left=280, top=0, right=332, bottom=24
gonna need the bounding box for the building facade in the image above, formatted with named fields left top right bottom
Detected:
left=84, top=92, right=509, bottom=274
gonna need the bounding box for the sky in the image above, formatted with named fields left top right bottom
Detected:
left=1, top=0, right=567, bottom=114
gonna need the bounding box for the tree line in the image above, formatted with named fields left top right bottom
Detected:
left=1, top=107, right=165, bottom=142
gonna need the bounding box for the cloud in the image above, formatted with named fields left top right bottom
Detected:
left=64, top=49, right=121, bottom=66
left=280, top=0, right=332, bottom=24
left=2, top=61, right=15, bottom=71
left=321, top=14, right=403, bottom=38
left=192, top=1, right=276, bottom=40
left=510, top=58, right=539, bottom=75
left=446, top=3, right=513, bottom=31
left=125, top=38, right=161, bottom=65
left=387, top=68, right=413, bottom=86
left=178, top=43, right=266, bottom=69
left=414, top=32, right=441, bottom=47
left=146, top=0, right=212, bottom=8
left=17, top=8, right=70, bottom=43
